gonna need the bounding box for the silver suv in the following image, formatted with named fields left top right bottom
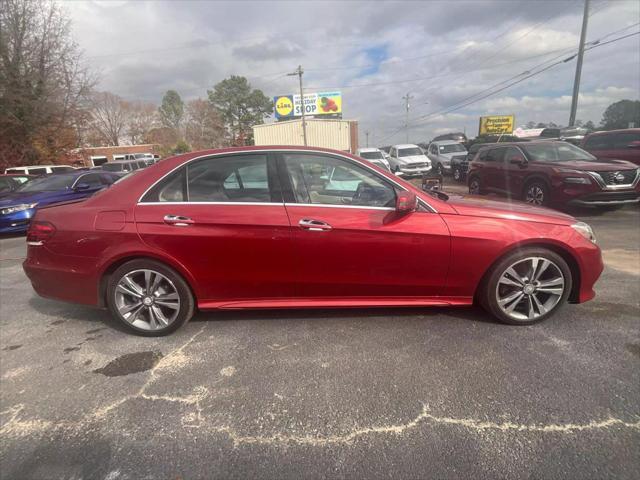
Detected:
left=426, top=140, right=468, bottom=176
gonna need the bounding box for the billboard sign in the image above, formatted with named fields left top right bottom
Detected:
left=478, top=115, right=515, bottom=135
left=274, top=92, right=342, bottom=119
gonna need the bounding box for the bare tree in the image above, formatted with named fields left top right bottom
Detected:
left=126, top=101, right=157, bottom=145
left=0, top=0, right=94, bottom=168
left=87, top=91, right=128, bottom=146
left=185, top=98, right=225, bottom=150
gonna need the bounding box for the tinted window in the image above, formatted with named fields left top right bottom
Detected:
left=51, top=166, right=75, bottom=173
left=18, top=175, right=76, bottom=192
left=29, top=167, right=48, bottom=175
left=283, top=153, right=396, bottom=208
left=6, top=168, right=26, bottom=174
left=102, top=163, right=124, bottom=172
left=485, top=148, right=506, bottom=162
left=504, top=147, right=526, bottom=163
left=611, top=132, right=640, bottom=149
left=584, top=135, right=610, bottom=150
left=75, top=173, right=103, bottom=188
left=522, top=143, right=596, bottom=162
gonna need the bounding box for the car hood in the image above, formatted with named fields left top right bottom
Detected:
left=0, top=190, right=75, bottom=208
left=445, top=194, right=576, bottom=225
left=438, top=152, right=467, bottom=160
left=396, top=155, right=429, bottom=164
left=541, top=159, right=637, bottom=172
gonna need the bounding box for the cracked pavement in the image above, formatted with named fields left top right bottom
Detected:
left=1, top=199, right=639, bottom=479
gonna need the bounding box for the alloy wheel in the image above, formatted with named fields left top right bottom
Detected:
left=469, top=178, right=480, bottom=194
left=114, top=269, right=181, bottom=331
left=526, top=185, right=545, bottom=205
left=495, top=257, right=565, bottom=322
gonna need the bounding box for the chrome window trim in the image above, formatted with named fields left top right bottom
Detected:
left=586, top=169, right=639, bottom=190
left=138, top=201, right=278, bottom=206
left=284, top=203, right=395, bottom=211
left=136, top=149, right=437, bottom=212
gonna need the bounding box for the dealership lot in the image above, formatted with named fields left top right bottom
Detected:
left=1, top=197, right=638, bottom=479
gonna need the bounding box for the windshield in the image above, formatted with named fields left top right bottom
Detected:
left=522, top=143, right=597, bottom=162
left=398, top=148, right=423, bottom=157
left=17, top=175, right=75, bottom=192
left=360, top=151, right=384, bottom=160
left=438, top=143, right=466, bottom=154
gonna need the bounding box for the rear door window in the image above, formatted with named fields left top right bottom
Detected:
left=584, top=135, right=611, bottom=150
left=611, top=132, right=640, bottom=149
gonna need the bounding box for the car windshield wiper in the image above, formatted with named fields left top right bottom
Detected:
left=425, top=189, right=449, bottom=201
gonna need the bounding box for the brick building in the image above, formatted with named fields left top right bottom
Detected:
left=66, top=144, right=161, bottom=167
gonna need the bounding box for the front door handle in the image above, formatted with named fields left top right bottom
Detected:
left=298, top=218, right=332, bottom=232
left=164, top=215, right=194, bottom=226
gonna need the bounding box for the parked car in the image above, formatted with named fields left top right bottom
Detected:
left=581, top=128, right=640, bottom=167
left=0, top=174, right=33, bottom=193
left=356, top=148, right=391, bottom=171
left=426, top=140, right=468, bottom=176
left=0, top=171, right=121, bottom=234
left=5, top=165, right=76, bottom=175
left=431, top=132, right=468, bottom=143
left=387, top=144, right=432, bottom=176
left=100, top=159, right=149, bottom=173
left=467, top=141, right=639, bottom=208
left=23, top=146, right=602, bottom=336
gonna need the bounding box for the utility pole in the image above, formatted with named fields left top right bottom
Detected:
left=288, top=65, right=307, bottom=146
left=402, top=92, right=414, bottom=143
left=569, top=0, right=590, bottom=127
left=365, top=130, right=369, bottom=147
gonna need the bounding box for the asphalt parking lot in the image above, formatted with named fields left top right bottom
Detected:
left=1, top=188, right=639, bottom=479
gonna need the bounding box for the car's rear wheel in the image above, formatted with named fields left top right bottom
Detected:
left=468, top=176, right=483, bottom=194
left=480, top=248, right=572, bottom=325
left=524, top=180, right=549, bottom=206
left=107, top=259, right=195, bottom=336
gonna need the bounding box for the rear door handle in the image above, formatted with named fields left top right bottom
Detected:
left=164, top=215, right=194, bottom=226
left=299, top=218, right=332, bottom=231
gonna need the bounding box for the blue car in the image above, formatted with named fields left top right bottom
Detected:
left=0, top=171, right=122, bottom=234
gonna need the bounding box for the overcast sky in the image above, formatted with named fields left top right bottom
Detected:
left=64, top=0, right=640, bottom=145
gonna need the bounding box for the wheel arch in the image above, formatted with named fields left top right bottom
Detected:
left=98, top=254, right=198, bottom=308
left=474, top=241, right=581, bottom=304
left=522, top=174, right=551, bottom=193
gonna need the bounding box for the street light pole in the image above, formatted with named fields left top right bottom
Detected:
left=402, top=92, right=414, bottom=143
left=569, top=0, right=590, bottom=127
left=365, top=130, right=369, bottom=147
left=288, top=65, right=307, bottom=146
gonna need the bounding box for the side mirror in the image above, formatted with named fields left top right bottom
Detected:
left=509, top=157, right=527, bottom=166
left=627, top=141, right=640, bottom=149
left=74, top=183, right=91, bottom=191
left=396, top=191, right=417, bottom=213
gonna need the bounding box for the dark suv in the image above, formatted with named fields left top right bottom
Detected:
left=581, top=128, right=640, bottom=166
left=467, top=141, right=639, bottom=208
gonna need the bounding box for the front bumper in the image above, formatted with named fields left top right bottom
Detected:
left=398, top=166, right=432, bottom=177
left=567, top=190, right=639, bottom=207
left=0, top=208, right=35, bottom=234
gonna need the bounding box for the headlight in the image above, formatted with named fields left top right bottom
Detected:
left=0, top=203, right=37, bottom=216
left=564, top=177, right=591, bottom=184
left=571, top=222, right=596, bottom=243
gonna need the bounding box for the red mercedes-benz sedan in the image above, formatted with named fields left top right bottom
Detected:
left=23, top=146, right=603, bottom=336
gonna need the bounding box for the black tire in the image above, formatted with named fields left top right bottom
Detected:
left=453, top=167, right=464, bottom=183
left=479, top=247, right=572, bottom=326
left=468, top=175, right=483, bottom=194
left=106, top=259, right=195, bottom=336
left=524, top=180, right=550, bottom=206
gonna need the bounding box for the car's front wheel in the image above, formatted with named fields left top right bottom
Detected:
left=524, top=180, right=549, bottom=206
left=480, top=248, right=572, bottom=325
left=468, top=176, right=483, bottom=194
left=453, top=167, right=463, bottom=182
left=106, top=259, right=195, bottom=336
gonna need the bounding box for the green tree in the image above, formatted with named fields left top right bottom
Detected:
left=583, top=120, right=596, bottom=131
left=600, top=100, right=640, bottom=130
left=208, top=76, right=273, bottom=146
left=159, top=90, right=184, bottom=132
left=171, top=139, right=191, bottom=155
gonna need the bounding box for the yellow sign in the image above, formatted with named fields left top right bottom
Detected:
left=275, top=96, right=294, bottom=117
left=479, top=115, right=515, bottom=135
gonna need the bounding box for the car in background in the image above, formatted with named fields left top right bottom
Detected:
left=426, top=140, right=467, bottom=176
left=100, top=159, right=149, bottom=173
left=23, top=146, right=602, bottom=335
left=387, top=144, right=432, bottom=176
left=356, top=148, right=391, bottom=171
left=467, top=141, right=639, bottom=208
left=0, top=174, right=33, bottom=193
left=5, top=165, right=76, bottom=175
left=581, top=128, right=640, bottom=167
left=0, top=171, right=121, bottom=234
left=431, top=132, right=468, bottom=143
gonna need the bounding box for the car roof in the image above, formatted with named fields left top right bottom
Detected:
left=431, top=140, right=462, bottom=145
left=1, top=173, right=33, bottom=177
left=357, top=147, right=381, bottom=152
left=392, top=144, right=420, bottom=149
left=585, top=128, right=640, bottom=136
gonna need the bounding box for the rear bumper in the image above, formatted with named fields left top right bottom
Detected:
left=23, top=246, right=100, bottom=306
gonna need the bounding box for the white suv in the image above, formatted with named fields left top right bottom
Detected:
left=356, top=148, right=391, bottom=171
left=388, top=144, right=432, bottom=177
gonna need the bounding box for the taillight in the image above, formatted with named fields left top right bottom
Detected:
left=26, top=221, right=56, bottom=245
